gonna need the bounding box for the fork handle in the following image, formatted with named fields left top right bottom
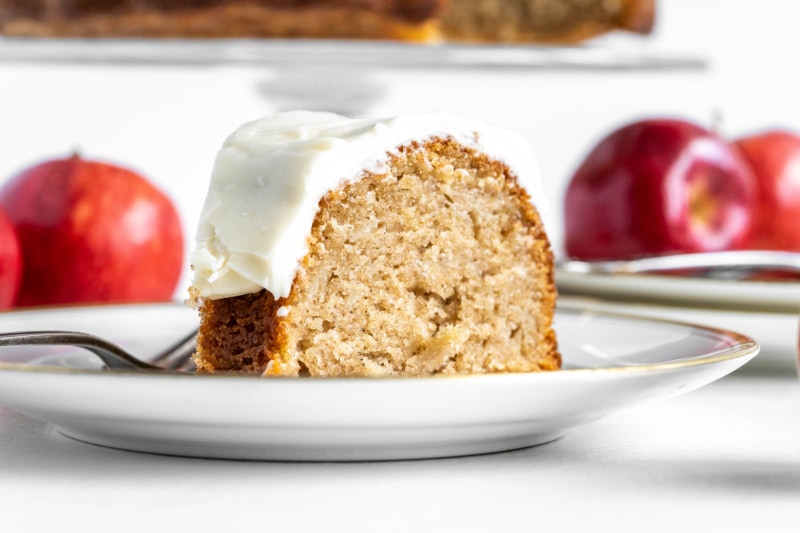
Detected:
left=0, top=331, right=158, bottom=370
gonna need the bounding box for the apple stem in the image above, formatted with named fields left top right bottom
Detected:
left=710, top=108, right=725, bottom=136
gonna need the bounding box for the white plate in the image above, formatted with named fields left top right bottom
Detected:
left=556, top=267, right=800, bottom=313
left=0, top=303, right=757, bottom=461
left=558, top=296, right=798, bottom=374
left=556, top=269, right=800, bottom=373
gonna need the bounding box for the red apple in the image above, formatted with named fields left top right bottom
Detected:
left=564, top=118, right=756, bottom=260
left=733, top=130, right=800, bottom=251
left=0, top=209, right=22, bottom=308
left=0, top=155, right=184, bottom=307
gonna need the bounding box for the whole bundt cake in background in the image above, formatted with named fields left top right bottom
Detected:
left=189, top=111, right=560, bottom=377
left=0, top=0, right=654, bottom=43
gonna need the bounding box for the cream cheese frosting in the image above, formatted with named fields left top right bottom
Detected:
left=190, top=110, right=545, bottom=300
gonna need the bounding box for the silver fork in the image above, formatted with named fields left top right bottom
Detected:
left=0, top=329, right=198, bottom=372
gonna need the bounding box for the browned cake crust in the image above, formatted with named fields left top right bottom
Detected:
left=193, top=137, right=560, bottom=377
left=0, top=0, right=654, bottom=42
left=441, top=0, right=655, bottom=44
left=0, top=0, right=445, bottom=40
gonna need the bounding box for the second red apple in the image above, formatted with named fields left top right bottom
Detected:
left=733, top=129, right=800, bottom=251
left=565, top=118, right=756, bottom=260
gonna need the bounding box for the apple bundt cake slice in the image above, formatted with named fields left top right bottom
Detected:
left=189, top=112, right=560, bottom=377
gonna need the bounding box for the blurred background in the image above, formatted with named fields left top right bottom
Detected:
left=0, top=0, right=797, bottom=296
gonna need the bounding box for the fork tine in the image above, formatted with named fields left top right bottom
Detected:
left=165, top=333, right=197, bottom=371
left=149, top=329, right=198, bottom=371
left=175, top=357, right=198, bottom=373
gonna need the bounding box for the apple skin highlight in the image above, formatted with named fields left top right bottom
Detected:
left=0, top=209, right=21, bottom=309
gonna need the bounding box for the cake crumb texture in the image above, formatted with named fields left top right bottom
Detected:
left=194, top=289, right=285, bottom=374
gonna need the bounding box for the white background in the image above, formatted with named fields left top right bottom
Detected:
left=2, top=0, right=798, bottom=299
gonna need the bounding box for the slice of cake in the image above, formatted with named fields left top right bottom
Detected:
left=189, top=111, right=560, bottom=377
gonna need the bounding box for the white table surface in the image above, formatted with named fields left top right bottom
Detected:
left=0, top=368, right=797, bottom=532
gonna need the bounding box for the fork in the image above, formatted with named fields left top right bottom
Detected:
left=558, top=250, right=800, bottom=280
left=0, top=329, right=198, bottom=372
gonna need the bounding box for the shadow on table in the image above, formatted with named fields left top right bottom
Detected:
left=1, top=406, right=798, bottom=498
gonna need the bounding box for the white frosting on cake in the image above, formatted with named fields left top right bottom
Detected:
left=190, top=111, right=546, bottom=300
